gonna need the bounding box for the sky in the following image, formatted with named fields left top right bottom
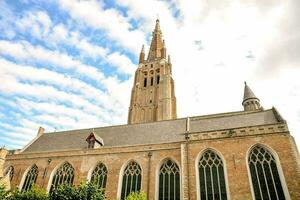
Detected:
left=0, top=0, right=299, bottom=150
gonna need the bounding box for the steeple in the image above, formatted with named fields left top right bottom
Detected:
left=147, top=19, right=165, bottom=61
left=242, top=82, right=262, bottom=111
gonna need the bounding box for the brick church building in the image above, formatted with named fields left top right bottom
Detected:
left=1, top=19, right=300, bottom=200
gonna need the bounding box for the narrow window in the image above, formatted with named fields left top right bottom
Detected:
left=151, top=77, right=153, bottom=86
left=4, top=166, right=14, bottom=181
left=50, top=162, right=74, bottom=191
left=157, top=75, right=160, bottom=84
left=248, top=145, right=286, bottom=200
left=120, top=161, right=142, bottom=200
left=91, top=163, right=108, bottom=189
left=144, top=78, right=147, bottom=87
left=21, top=164, right=39, bottom=191
left=158, top=159, right=180, bottom=200
left=198, top=150, right=227, bottom=200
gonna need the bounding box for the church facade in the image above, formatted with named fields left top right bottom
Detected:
left=1, top=19, right=300, bottom=200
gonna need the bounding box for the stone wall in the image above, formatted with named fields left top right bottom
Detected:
left=4, top=124, right=300, bottom=199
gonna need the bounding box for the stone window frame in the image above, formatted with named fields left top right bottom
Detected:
left=155, top=157, right=182, bottom=200
left=195, top=148, right=231, bottom=200
left=19, top=164, right=39, bottom=191
left=46, top=161, right=75, bottom=192
left=246, top=143, right=291, bottom=200
left=117, top=159, right=143, bottom=200
left=87, top=162, right=108, bottom=190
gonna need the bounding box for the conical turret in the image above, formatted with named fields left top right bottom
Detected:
left=147, top=19, right=165, bottom=61
left=242, top=82, right=262, bottom=111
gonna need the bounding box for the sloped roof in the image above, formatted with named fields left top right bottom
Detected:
left=23, top=109, right=280, bottom=153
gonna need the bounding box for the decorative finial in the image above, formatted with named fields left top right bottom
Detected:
left=244, top=81, right=247, bottom=85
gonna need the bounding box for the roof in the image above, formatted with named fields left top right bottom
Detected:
left=243, top=82, right=259, bottom=103
left=22, top=109, right=280, bottom=153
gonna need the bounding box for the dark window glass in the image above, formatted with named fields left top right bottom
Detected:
left=4, top=166, right=14, bottom=181
left=120, top=161, right=142, bottom=200
left=144, top=78, right=147, bottom=87
left=198, top=150, right=227, bottom=200
left=151, top=77, right=153, bottom=86
left=21, top=164, right=39, bottom=191
left=158, top=159, right=180, bottom=200
left=50, top=162, right=74, bottom=191
left=248, top=145, right=286, bottom=200
left=91, top=163, right=107, bottom=189
left=157, top=75, right=160, bottom=84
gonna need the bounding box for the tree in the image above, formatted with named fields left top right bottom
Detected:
left=0, top=184, right=10, bottom=200
left=8, top=185, right=49, bottom=200
left=49, top=182, right=105, bottom=200
left=125, top=192, right=146, bottom=200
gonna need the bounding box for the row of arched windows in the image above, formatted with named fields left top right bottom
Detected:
left=11, top=144, right=287, bottom=200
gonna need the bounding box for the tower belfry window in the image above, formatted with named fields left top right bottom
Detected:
left=144, top=78, right=147, bottom=87
left=151, top=77, right=154, bottom=86
left=157, top=75, right=160, bottom=84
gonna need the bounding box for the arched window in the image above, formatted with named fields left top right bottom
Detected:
left=158, top=159, right=180, bottom=200
left=4, top=166, right=14, bottom=181
left=90, top=163, right=108, bottom=189
left=50, top=162, right=74, bottom=191
left=198, top=150, right=227, bottom=200
left=120, top=161, right=142, bottom=200
left=248, top=145, right=286, bottom=200
left=21, top=164, right=39, bottom=191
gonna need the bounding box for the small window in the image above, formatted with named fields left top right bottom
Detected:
left=144, top=78, right=147, bottom=87
left=157, top=75, right=160, bottom=84
left=150, top=100, right=152, bottom=103
left=151, top=77, right=153, bottom=86
left=151, top=64, right=153, bottom=68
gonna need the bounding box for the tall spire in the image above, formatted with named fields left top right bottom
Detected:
left=147, top=18, right=165, bottom=61
left=242, top=82, right=262, bottom=111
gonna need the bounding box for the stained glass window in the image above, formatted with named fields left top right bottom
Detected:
left=50, top=162, right=74, bottom=191
left=21, top=164, right=39, bottom=191
left=90, top=162, right=107, bottom=189
left=198, top=150, right=227, bottom=200
left=248, top=145, right=286, bottom=200
left=120, top=161, right=142, bottom=200
left=158, top=159, right=180, bottom=200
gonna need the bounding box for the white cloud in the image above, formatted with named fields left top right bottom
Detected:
left=58, top=0, right=146, bottom=53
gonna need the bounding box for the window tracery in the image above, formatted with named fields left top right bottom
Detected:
left=158, top=159, right=180, bottom=200
left=248, top=145, right=286, bottom=200
left=120, top=161, right=142, bottom=200
left=90, top=163, right=108, bottom=189
left=198, top=150, right=227, bottom=200
left=21, top=164, right=39, bottom=191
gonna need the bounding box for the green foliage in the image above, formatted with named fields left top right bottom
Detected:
left=49, top=182, right=105, bottom=200
left=0, top=182, right=105, bottom=200
left=0, top=184, right=10, bottom=200
left=8, top=185, right=49, bottom=200
left=125, top=191, right=146, bottom=200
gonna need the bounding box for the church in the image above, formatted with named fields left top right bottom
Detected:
left=1, top=19, right=300, bottom=200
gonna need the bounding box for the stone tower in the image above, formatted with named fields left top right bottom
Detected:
left=242, top=82, right=262, bottom=111
left=128, top=19, right=177, bottom=124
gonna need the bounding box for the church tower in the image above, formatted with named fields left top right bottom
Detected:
left=128, top=19, right=177, bottom=124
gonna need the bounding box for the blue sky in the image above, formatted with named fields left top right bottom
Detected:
left=1, top=0, right=300, bottom=150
